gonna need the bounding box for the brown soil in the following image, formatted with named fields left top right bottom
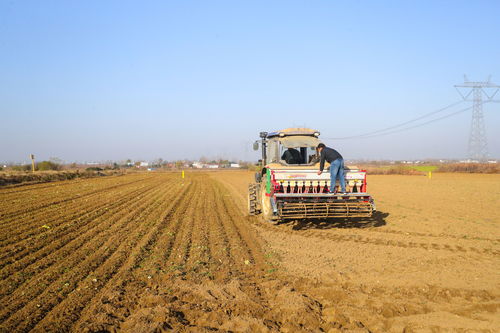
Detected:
left=212, top=171, right=500, bottom=332
left=0, top=171, right=498, bottom=332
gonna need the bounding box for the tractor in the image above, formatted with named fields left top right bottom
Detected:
left=248, top=128, right=376, bottom=221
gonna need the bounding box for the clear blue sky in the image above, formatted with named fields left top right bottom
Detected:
left=1, top=0, right=499, bottom=163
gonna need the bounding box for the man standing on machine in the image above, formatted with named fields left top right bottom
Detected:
left=316, top=143, right=346, bottom=194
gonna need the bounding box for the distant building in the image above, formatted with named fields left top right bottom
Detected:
left=192, top=162, right=204, bottom=169
left=230, top=163, right=240, bottom=168
left=139, top=161, right=149, bottom=167
left=207, top=164, right=219, bottom=169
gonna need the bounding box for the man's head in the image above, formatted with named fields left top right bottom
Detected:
left=316, top=143, right=326, bottom=153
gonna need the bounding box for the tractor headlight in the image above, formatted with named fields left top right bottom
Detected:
left=314, top=132, right=320, bottom=137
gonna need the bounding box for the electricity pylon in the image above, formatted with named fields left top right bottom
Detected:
left=455, top=76, right=499, bottom=161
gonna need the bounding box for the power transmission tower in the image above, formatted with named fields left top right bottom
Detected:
left=455, top=75, right=499, bottom=161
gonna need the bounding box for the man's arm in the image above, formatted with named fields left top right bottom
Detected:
left=319, top=150, right=325, bottom=172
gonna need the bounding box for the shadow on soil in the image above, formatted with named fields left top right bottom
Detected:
left=282, top=211, right=389, bottom=230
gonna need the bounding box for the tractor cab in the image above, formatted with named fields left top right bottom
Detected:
left=255, top=128, right=321, bottom=167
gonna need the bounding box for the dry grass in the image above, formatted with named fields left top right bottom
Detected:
left=0, top=169, right=126, bottom=187
left=359, top=165, right=424, bottom=175
left=359, top=163, right=499, bottom=175
left=436, top=163, right=499, bottom=174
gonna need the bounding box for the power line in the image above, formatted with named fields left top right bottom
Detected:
left=323, top=100, right=464, bottom=140
left=323, top=101, right=493, bottom=140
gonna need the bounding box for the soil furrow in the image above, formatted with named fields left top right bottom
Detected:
left=0, top=175, right=151, bottom=221
left=212, top=181, right=262, bottom=269
left=30, top=181, right=193, bottom=332
left=0, top=178, right=163, bottom=265
left=0, top=178, right=179, bottom=331
left=0, top=176, right=158, bottom=239
left=0, top=178, right=172, bottom=320
left=69, top=180, right=196, bottom=332
left=0, top=181, right=167, bottom=295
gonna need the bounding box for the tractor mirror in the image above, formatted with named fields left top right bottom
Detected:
left=253, top=142, right=259, bottom=151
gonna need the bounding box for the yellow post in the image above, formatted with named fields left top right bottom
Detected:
left=428, top=171, right=432, bottom=179
left=30, top=154, right=35, bottom=173
left=181, top=170, right=185, bottom=179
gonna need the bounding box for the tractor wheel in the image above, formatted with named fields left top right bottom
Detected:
left=248, top=183, right=260, bottom=216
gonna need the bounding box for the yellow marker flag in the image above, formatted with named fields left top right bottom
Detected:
left=428, top=171, right=432, bottom=179
left=182, top=170, right=185, bottom=179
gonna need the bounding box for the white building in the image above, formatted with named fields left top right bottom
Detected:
left=192, top=162, right=204, bottom=169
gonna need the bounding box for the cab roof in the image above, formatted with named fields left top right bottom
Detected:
left=266, top=128, right=320, bottom=138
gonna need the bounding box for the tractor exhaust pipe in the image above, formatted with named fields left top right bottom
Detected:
left=259, top=131, right=268, bottom=166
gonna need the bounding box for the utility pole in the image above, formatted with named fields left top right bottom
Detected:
left=455, top=76, right=499, bottom=161
left=30, top=154, right=35, bottom=172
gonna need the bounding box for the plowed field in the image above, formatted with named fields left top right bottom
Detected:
left=0, top=171, right=499, bottom=332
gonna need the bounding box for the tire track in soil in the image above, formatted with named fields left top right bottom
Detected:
left=299, top=230, right=500, bottom=256
left=0, top=180, right=168, bottom=297
left=257, top=221, right=499, bottom=257
left=0, top=177, right=164, bottom=266
left=0, top=177, right=180, bottom=331
left=30, top=181, right=195, bottom=333
left=365, top=228, right=500, bottom=243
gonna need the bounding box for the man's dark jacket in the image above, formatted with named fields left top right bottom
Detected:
left=319, top=147, right=343, bottom=171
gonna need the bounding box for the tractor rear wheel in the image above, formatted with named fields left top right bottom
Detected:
left=248, top=183, right=260, bottom=216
